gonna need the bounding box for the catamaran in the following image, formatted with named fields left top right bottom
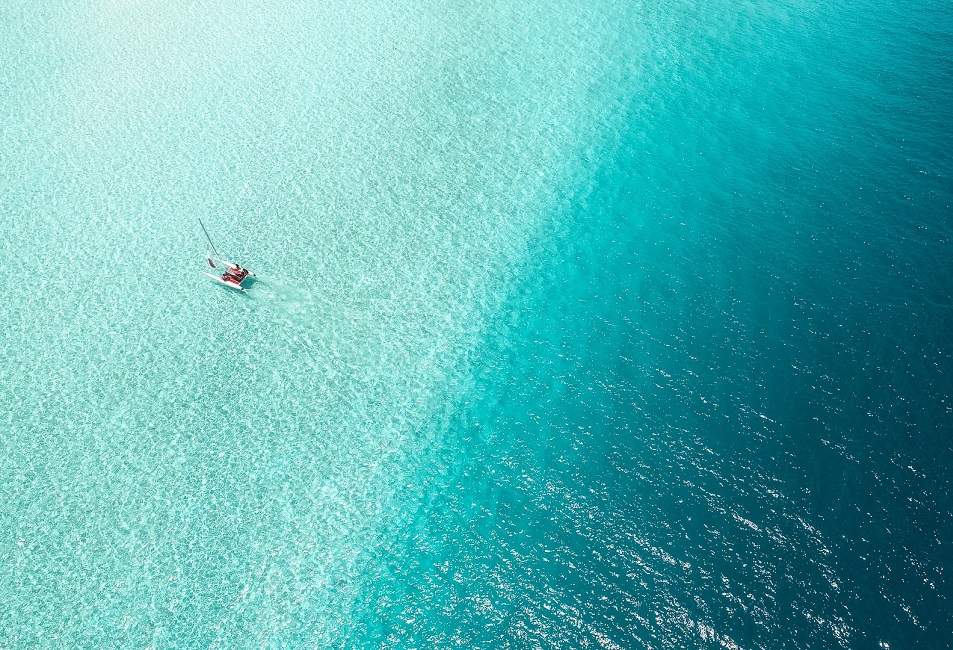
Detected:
left=200, top=219, right=255, bottom=291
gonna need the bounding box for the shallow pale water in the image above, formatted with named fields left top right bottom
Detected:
left=2, top=0, right=952, bottom=648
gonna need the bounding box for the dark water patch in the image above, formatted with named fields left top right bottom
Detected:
left=343, top=1, right=953, bottom=647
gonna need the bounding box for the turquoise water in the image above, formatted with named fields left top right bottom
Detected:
left=2, top=1, right=951, bottom=648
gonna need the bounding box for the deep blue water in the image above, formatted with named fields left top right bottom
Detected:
left=343, top=1, right=953, bottom=647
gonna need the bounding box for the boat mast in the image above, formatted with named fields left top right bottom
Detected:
left=199, top=219, right=219, bottom=257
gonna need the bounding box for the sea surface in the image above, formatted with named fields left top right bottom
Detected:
left=2, top=1, right=951, bottom=648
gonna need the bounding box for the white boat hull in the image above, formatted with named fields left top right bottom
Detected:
left=204, top=272, right=247, bottom=291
